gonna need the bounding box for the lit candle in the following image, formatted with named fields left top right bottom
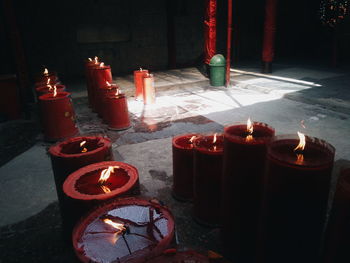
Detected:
left=99, top=81, right=120, bottom=122
left=35, top=83, right=66, bottom=97
left=36, top=67, right=58, bottom=84
left=72, top=198, right=175, bottom=263
left=193, top=133, right=224, bottom=226
left=38, top=91, right=78, bottom=141
left=324, top=168, right=350, bottom=263
left=221, top=119, right=275, bottom=262
left=133, top=68, right=149, bottom=100
left=260, top=133, right=335, bottom=263
left=85, top=56, right=99, bottom=109
left=143, top=73, right=156, bottom=105
left=172, top=133, right=199, bottom=200
left=48, top=136, right=113, bottom=240
left=91, top=61, right=112, bottom=113
left=104, top=89, right=131, bottom=130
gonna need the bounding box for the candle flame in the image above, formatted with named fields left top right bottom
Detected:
left=80, top=141, right=87, bottom=153
left=48, top=84, right=53, bottom=91
left=100, top=62, right=104, bottom=67
left=88, top=57, right=92, bottom=61
left=140, top=67, right=142, bottom=71
left=213, top=133, right=217, bottom=144
left=43, top=68, right=48, bottom=75
left=103, top=219, right=126, bottom=234
left=98, top=166, right=119, bottom=185
left=47, top=78, right=51, bottom=85
left=294, top=132, right=306, bottom=152
left=189, top=136, right=196, bottom=143
left=94, top=56, right=98, bottom=64
left=247, top=118, right=253, bottom=134
left=100, top=185, right=111, bottom=193
left=106, top=81, right=111, bottom=87
left=115, top=89, right=120, bottom=96
left=53, top=85, right=57, bottom=97
left=296, top=153, right=304, bottom=165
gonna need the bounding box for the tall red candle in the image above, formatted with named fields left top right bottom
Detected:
left=72, top=198, right=175, bottom=263
left=193, top=134, right=224, bottom=226
left=63, top=161, right=140, bottom=240
left=221, top=121, right=274, bottom=262
left=92, top=62, right=112, bottom=114
left=260, top=134, right=335, bottom=263
left=172, top=133, right=198, bottom=201
left=134, top=68, right=149, bottom=100
left=143, top=73, right=156, bottom=105
left=324, top=168, right=350, bottom=263
left=38, top=91, right=79, bottom=141
left=105, top=92, right=131, bottom=130
left=85, top=57, right=99, bottom=109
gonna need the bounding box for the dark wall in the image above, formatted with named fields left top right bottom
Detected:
left=4, top=0, right=204, bottom=80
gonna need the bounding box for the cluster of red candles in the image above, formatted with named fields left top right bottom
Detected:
left=35, top=68, right=79, bottom=141
left=85, top=57, right=130, bottom=130
left=172, top=118, right=340, bottom=263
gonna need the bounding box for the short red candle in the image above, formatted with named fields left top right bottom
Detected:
left=134, top=69, right=149, bottom=100
left=72, top=198, right=175, bottom=263
left=323, top=168, right=350, bottom=263
left=38, top=91, right=79, bottom=141
left=105, top=93, right=131, bottom=130
left=63, top=161, right=140, bottom=239
left=260, top=134, right=335, bottom=263
left=193, top=134, right=224, bottom=226
left=92, top=63, right=113, bottom=114
left=49, top=136, right=113, bottom=240
left=221, top=122, right=274, bottom=262
left=146, top=250, right=209, bottom=262
left=35, top=84, right=66, bottom=97
left=172, top=133, right=199, bottom=201
left=143, top=73, right=156, bottom=105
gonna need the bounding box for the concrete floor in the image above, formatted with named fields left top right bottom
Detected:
left=0, top=64, right=350, bottom=262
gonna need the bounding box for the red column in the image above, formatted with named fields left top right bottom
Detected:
left=226, top=0, right=232, bottom=87
left=204, top=0, right=217, bottom=65
left=262, top=0, right=278, bottom=73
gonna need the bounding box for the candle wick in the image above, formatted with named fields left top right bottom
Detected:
left=122, top=235, right=132, bottom=255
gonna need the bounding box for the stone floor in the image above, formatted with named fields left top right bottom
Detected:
left=1, top=63, right=350, bottom=262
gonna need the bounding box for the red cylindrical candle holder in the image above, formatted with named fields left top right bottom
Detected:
left=146, top=250, right=209, bottom=262
left=143, top=73, right=156, bottom=105
left=323, top=168, right=350, bottom=263
left=105, top=93, right=131, bottom=130
left=134, top=69, right=149, bottom=100
left=72, top=198, right=175, bottom=263
left=260, top=134, right=335, bottom=263
left=92, top=63, right=113, bottom=114
left=172, top=133, right=199, bottom=201
left=85, top=59, right=100, bottom=110
left=63, top=161, right=140, bottom=238
left=38, top=91, right=79, bottom=141
left=221, top=122, right=275, bottom=262
left=35, top=84, right=66, bottom=97
left=49, top=136, right=113, bottom=240
left=193, top=134, right=224, bottom=226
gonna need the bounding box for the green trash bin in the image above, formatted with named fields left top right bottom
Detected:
left=209, top=54, right=226, bottom=86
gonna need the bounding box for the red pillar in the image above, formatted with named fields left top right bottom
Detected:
left=204, top=0, right=217, bottom=65
left=226, top=0, right=232, bottom=87
left=262, top=0, right=278, bottom=73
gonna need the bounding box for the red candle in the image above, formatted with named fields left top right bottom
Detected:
left=92, top=62, right=113, bottom=114
left=105, top=91, right=131, bottom=130
left=221, top=120, right=274, bottom=262
left=146, top=250, right=209, bottom=262
left=72, top=198, right=175, bottom=263
left=49, top=136, right=113, bottom=239
left=323, top=168, right=350, bottom=263
left=63, top=161, right=140, bottom=239
left=260, top=134, right=335, bottom=263
left=134, top=68, right=149, bottom=100
left=98, top=81, right=119, bottom=120
left=38, top=91, right=78, bottom=141
left=172, top=133, right=199, bottom=201
left=193, top=133, right=224, bottom=226
left=143, top=73, right=156, bottom=105
left=85, top=57, right=99, bottom=109
left=35, top=84, right=66, bottom=97
left=36, top=68, right=58, bottom=83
